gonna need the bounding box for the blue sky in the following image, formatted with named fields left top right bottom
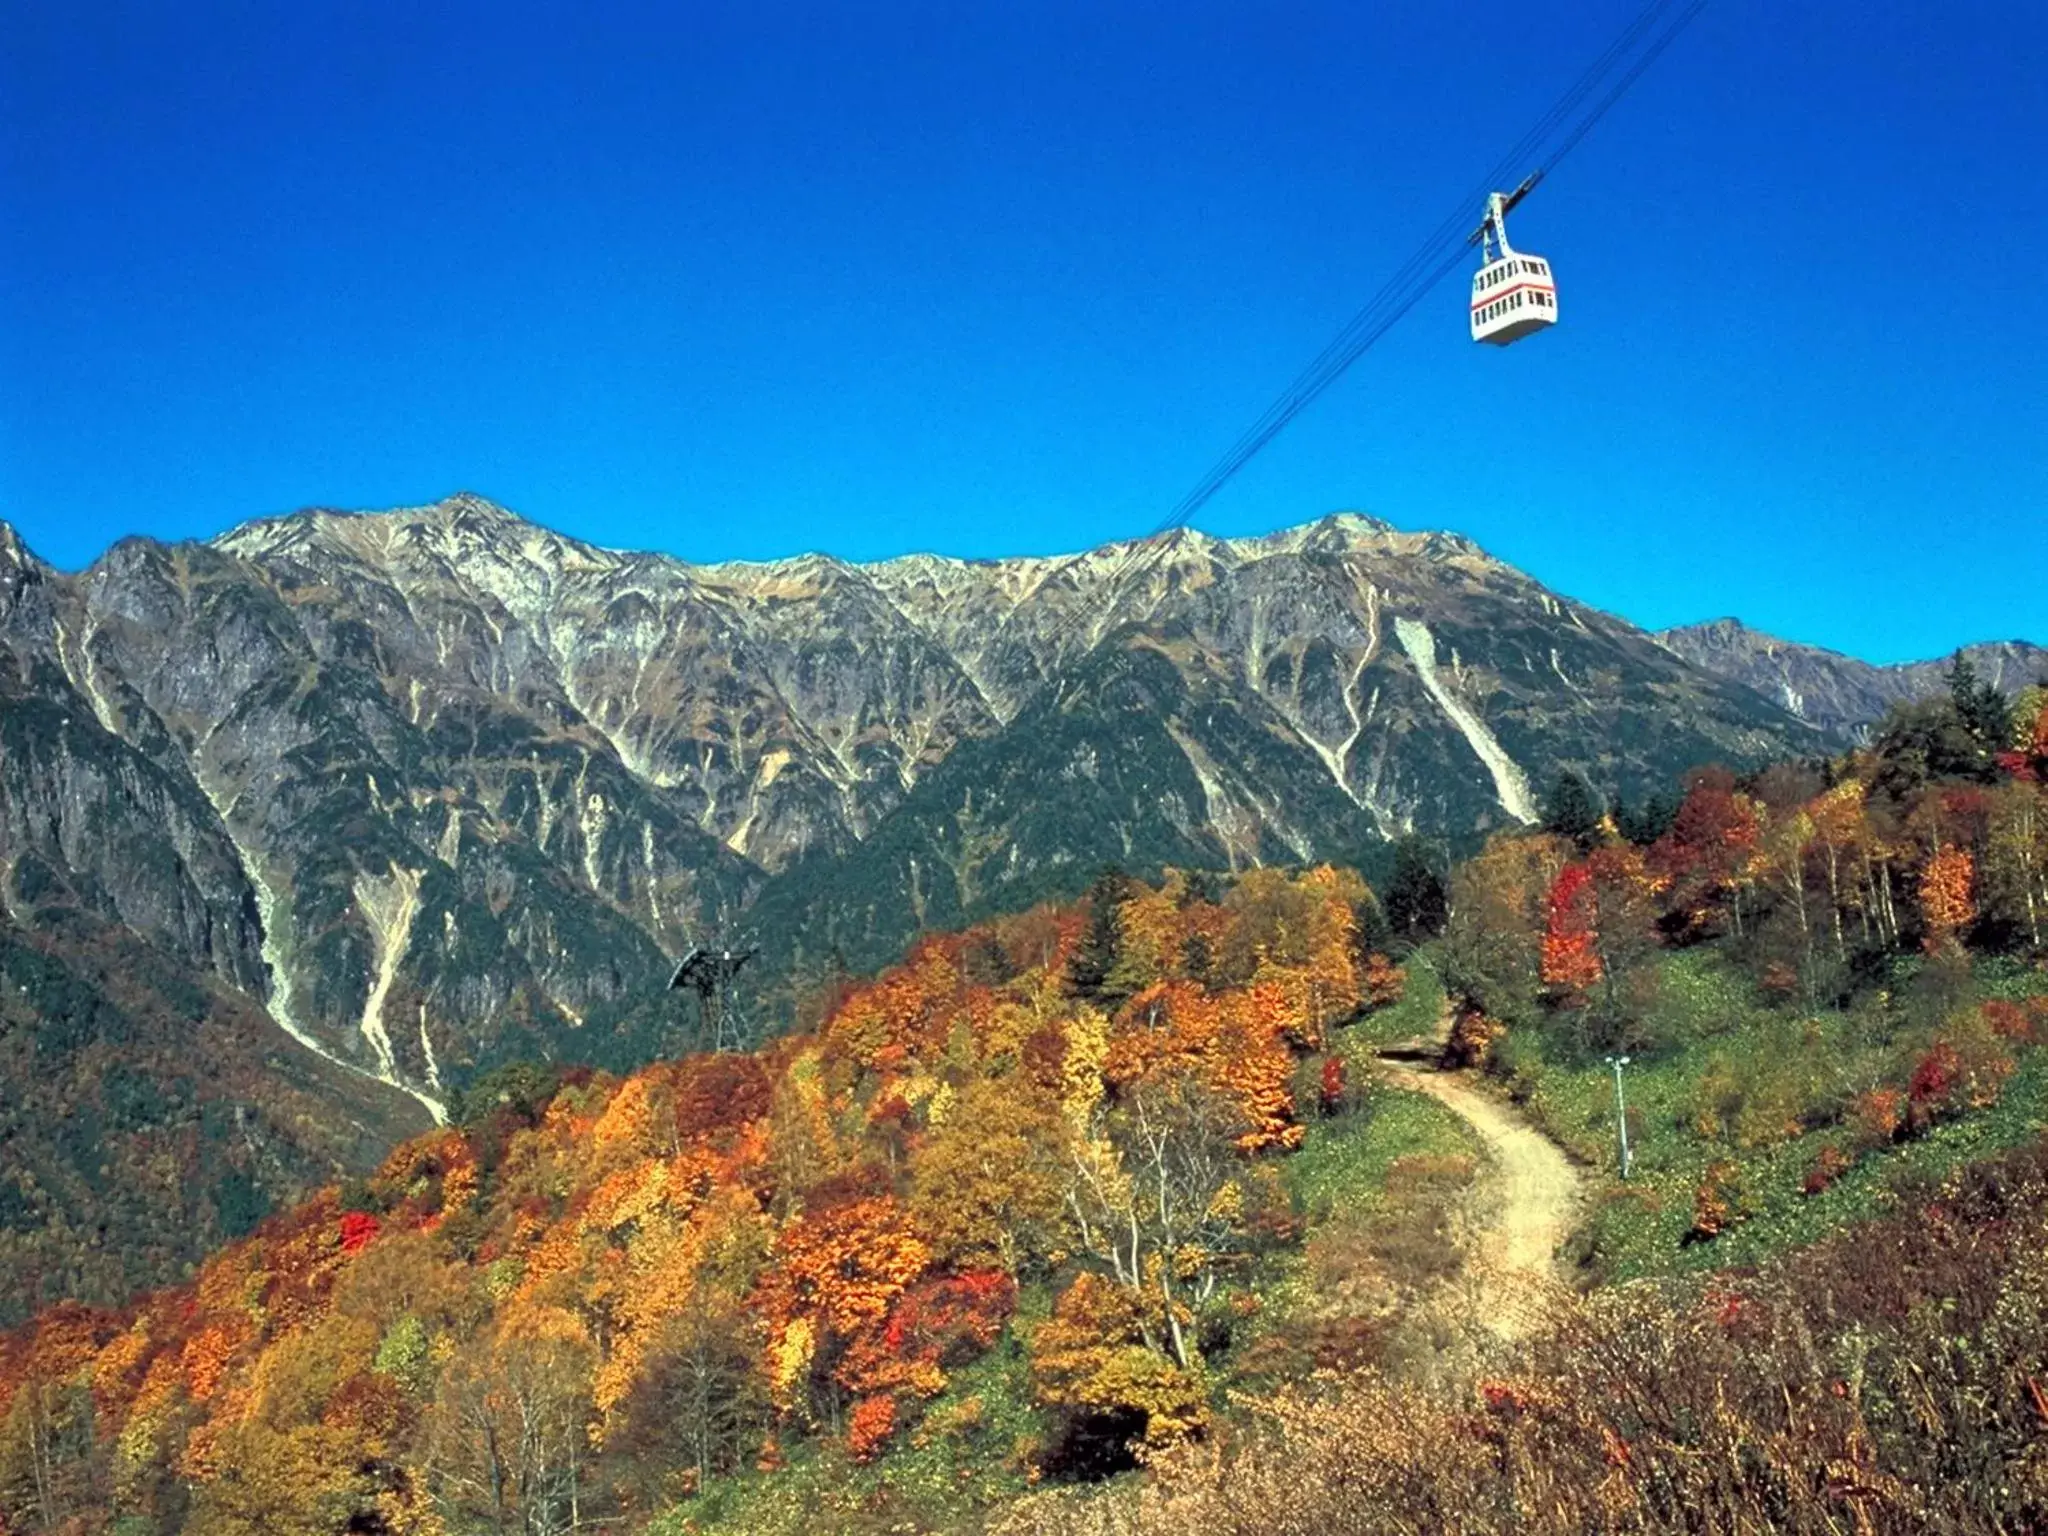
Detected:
left=3, top=1, right=2043, bottom=664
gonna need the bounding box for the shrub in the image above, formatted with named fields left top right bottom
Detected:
left=847, top=1393, right=897, bottom=1461
left=1982, top=999, right=2035, bottom=1043
left=1442, top=1007, right=1505, bottom=1070
left=1801, top=1143, right=1853, bottom=1197
left=1317, top=1055, right=1348, bottom=1117
left=1848, top=1086, right=1907, bottom=1148
left=991, top=1142, right=2048, bottom=1534
left=1687, top=1161, right=1746, bottom=1242
left=1358, top=953, right=1406, bottom=1010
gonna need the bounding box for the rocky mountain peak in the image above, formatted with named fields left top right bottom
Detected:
left=0, top=521, right=56, bottom=634
left=1660, top=617, right=1766, bottom=653
left=0, top=493, right=1911, bottom=1123
left=0, top=519, right=34, bottom=567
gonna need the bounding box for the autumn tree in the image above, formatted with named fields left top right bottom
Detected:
left=1216, top=867, right=1311, bottom=986
left=1107, top=876, right=1185, bottom=999
left=1063, top=1071, right=1248, bottom=1372
left=1919, top=845, right=1977, bottom=953
left=1541, top=863, right=1604, bottom=1000
left=1803, top=779, right=1881, bottom=959
left=1541, top=847, right=1662, bottom=1054
left=2000, top=687, right=2048, bottom=781
left=1980, top=779, right=2048, bottom=951
left=909, top=1077, right=1068, bottom=1273
left=610, top=1287, right=766, bottom=1499
left=185, top=1311, right=418, bottom=1536
left=751, top=1183, right=934, bottom=1434
left=1748, top=800, right=1828, bottom=1001
left=1442, top=831, right=1571, bottom=1021
left=1651, top=767, right=1760, bottom=939
left=0, top=1306, right=112, bottom=1533
left=1029, top=1272, right=1207, bottom=1469
left=422, top=1303, right=599, bottom=1536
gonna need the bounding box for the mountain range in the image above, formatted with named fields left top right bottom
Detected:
left=0, top=493, right=2037, bottom=1316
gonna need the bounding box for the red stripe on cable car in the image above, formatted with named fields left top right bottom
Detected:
left=1470, top=279, right=1556, bottom=315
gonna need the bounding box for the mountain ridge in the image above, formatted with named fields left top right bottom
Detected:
left=1656, top=615, right=2046, bottom=737
left=0, top=492, right=2010, bottom=1136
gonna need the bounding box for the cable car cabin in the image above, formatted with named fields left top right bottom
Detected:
left=1470, top=254, right=1557, bottom=345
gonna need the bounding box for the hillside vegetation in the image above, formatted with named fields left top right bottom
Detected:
left=4, top=666, right=2048, bottom=1535
left=0, top=862, right=1435, bottom=1534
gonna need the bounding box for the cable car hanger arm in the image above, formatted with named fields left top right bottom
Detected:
left=1468, top=171, right=1543, bottom=247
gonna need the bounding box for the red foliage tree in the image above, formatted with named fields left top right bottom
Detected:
left=337, top=1210, right=380, bottom=1255
left=1540, top=862, right=1603, bottom=996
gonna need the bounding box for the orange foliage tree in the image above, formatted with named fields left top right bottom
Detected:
left=1919, top=845, right=1977, bottom=950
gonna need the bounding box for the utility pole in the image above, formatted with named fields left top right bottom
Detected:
left=1605, top=1054, right=1633, bottom=1179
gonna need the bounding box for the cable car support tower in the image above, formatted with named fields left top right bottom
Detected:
left=668, top=936, right=760, bottom=1054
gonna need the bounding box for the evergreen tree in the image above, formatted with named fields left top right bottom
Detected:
left=961, top=930, right=1014, bottom=987
left=1541, top=770, right=1604, bottom=849
left=1384, top=838, right=1448, bottom=941
left=1352, top=890, right=1393, bottom=954
left=1948, top=654, right=2014, bottom=757
left=1066, top=867, right=1132, bottom=1003
left=1618, top=789, right=1680, bottom=847
left=1873, top=697, right=1993, bottom=801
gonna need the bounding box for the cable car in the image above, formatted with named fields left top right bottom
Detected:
left=1469, top=181, right=1557, bottom=346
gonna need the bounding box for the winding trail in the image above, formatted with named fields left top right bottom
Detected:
left=1377, top=1056, right=1586, bottom=1343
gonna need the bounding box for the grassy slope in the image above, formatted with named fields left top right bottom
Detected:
left=1490, top=947, right=2048, bottom=1279
left=1342, top=953, right=1449, bottom=1053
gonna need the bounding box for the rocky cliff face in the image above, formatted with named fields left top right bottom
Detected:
left=1656, top=618, right=2048, bottom=739
left=0, top=494, right=1854, bottom=1124
left=0, top=526, right=432, bottom=1322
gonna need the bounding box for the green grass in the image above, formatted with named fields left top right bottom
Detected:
left=1344, top=952, right=1448, bottom=1052
left=1285, top=1079, right=1480, bottom=1221
left=1571, top=1046, right=2048, bottom=1279
left=1494, top=949, right=2048, bottom=1280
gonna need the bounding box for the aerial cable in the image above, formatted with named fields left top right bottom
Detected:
left=1161, top=0, right=1708, bottom=534
left=1161, top=0, right=1692, bottom=533
left=1188, top=0, right=1684, bottom=488
left=1538, top=0, right=1709, bottom=176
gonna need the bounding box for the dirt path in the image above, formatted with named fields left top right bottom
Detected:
left=1377, top=1057, right=1586, bottom=1345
